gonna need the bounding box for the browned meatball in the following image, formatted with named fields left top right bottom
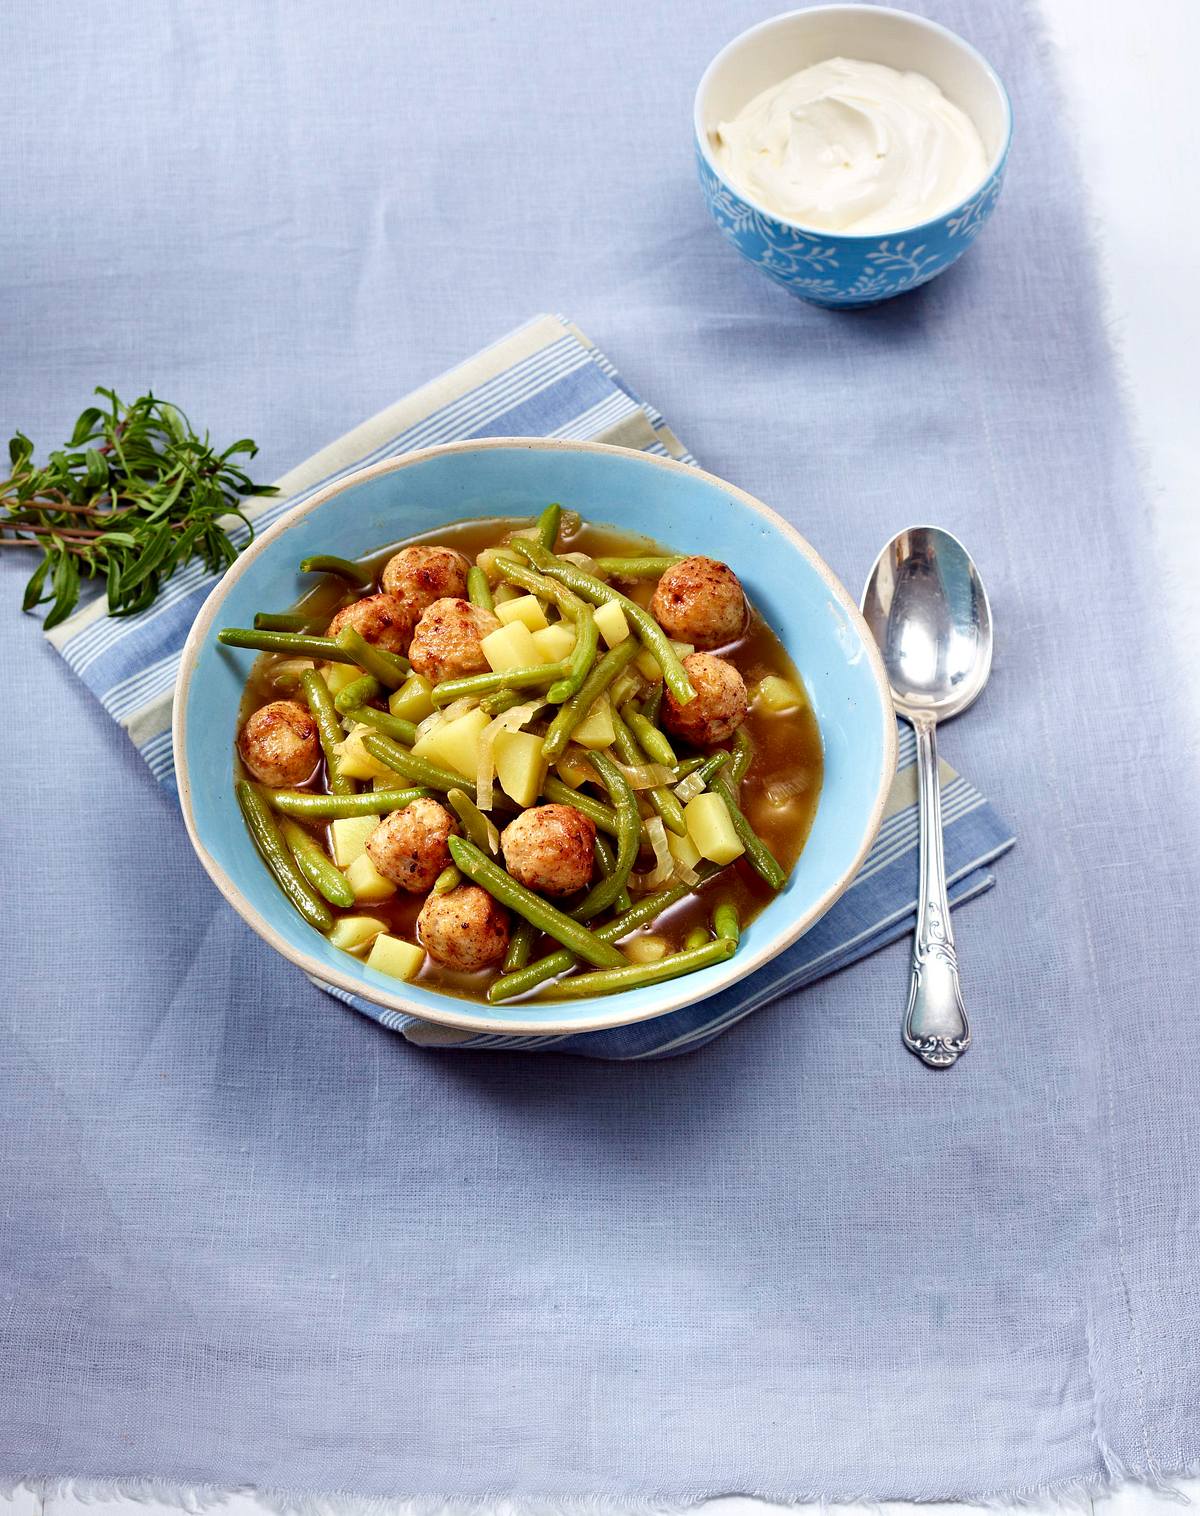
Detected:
left=326, top=592, right=415, bottom=655
left=501, top=804, right=596, bottom=897
left=417, top=885, right=510, bottom=972
left=407, top=597, right=500, bottom=683
left=650, top=556, right=746, bottom=650
left=238, top=700, right=320, bottom=787
left=381, top=545, right=470, bottom=623
left=663, top=653, right=748, bottom=746
left=366, top=798, right=456, bottom=893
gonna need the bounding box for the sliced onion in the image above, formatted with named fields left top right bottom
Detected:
left=269, top=657, right=316, bottom=691
left=629, top=816, right=672, bottom=890
left=671, top=859, right=701, bottom=888
left=477, top=701, right=543, bottom=809
left=416, top=708, right=445, bottom=740
left=556, top=748, right=594, bottom=788
left=561, top=551, right=602, bottom=575
left=612, top=760, right=675, bottom=790
left=765, top=774, right=811, bottom=807
left=440, top=695, right=479, bottom=722
left=674, top=772, right=706, bottom=803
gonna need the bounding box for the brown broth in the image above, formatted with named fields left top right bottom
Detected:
left=237, top=516, right=823, bottom=1003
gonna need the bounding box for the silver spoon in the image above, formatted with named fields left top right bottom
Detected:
left=861, top=527, right=994, bottom=1068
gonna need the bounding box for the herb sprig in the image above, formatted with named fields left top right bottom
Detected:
left=1, top=387, right=277, bottom=628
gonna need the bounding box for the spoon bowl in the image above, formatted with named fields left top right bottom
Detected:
left=861, top=526, right=993, bottom=722
left=861, top=525, right=994, bottom=1068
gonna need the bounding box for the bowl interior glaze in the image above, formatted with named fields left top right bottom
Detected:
left=176, top=440, right=896, bottom=1037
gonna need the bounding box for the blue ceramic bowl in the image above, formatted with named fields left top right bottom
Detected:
left=694, top=6, right=1012, bottom=307
left=175, top=440, right=896, bottom=1038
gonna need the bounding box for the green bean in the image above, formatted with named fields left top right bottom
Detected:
left=684, top=925, right=712, bottom=951
left=487, top=863, right=722, bottom=1002
left=685, top=752, right=731, bottom=791
left=218, top=628, right=358, bottom=663
left=299, top=553, right=374, bottom=587
left=447, top=788, right=500, bottom=854
left=611, top=706, right=686, bottom=837
left=543, top=936, right=736, bottom=999
left=546, top=605, right=598, bottom=704
left=334, top=626, right=410, bottom=688
left=254, top=611, right=309, bottom=633
left=535, top=501, right=562, bottom=551
left=541, top=638, right=639, bottom=761
left=671, top=756, right=707, bottom=782
left=711, top=775, right=788, bottom=890
left=334, top=674, right=382, bottom=713
left=448, top=837, right=625, bottom=969
left=279, top=818, right=356, bottom=909
left=236, top=781, right=333, bottom=931
left=268, top=787, right=429, bottom=818
left=729, top=726, right=754, bottom=787
left=342, top=705, right=419, bottom=744
left=299, top=669, right=353, bottom=795
left=517, top=543, right=697, bottom=707
left=641, top=681, right=664, bottom=725
left=433, top=864, right=463, bottom=895
left=593, top=834, right=631, bottom=914
left=541, top=777, right=619, bottom=836
left=502, top=919, right=537, bottom=973
left=623, top=706, right=677, bottom=767
left=593, top=555, right=683, bottom=578
left=496, top=560, right=586, bottom=619
left=360, top=732, right=466, bottom=793
left=569, top=751, right=639, bottom=921
left=713, top=902, right=741, bottom=943
left=481, top=688, right=523, bottom=716
left=466, top=565, right=494, bottom=611
left=431, top=659, right=568, bottom=708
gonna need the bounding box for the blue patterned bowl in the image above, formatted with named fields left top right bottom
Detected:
left=694, top=6, right=1012, bottom=307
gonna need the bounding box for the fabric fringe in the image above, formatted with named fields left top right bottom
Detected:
left=2, top=1472, right=1199, bottom=1516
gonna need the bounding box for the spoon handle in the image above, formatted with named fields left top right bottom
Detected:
left=904, top=716, right=970, bottom=1068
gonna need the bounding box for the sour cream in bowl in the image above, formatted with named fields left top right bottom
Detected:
left=694, top=7, right=1012, bottom=307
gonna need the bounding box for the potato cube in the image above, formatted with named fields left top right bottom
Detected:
left=330, top=814, right=380, bottom=867
left=481, top=621, right=540, bottom=673
left=752, top=675, right=807, bottom=714
left=623, top=936, right=669, bottom=965
left=336, top=724, right=395, bottom=781
left=684, top=792, right=745, bottom=865
left=321, top=662, right=362, bottom=697
left=494, top=729, right=545, bottom=807
left=345, top=852, right=397, bottom=903
left=635, top=640, right=692, bottom=681
left=328, top=915, right=387, bottom=954
left=594, top=600, right=630, bottom=647
left=389, top=673, right=435, bottom=723
left=495, top=594, right=549, bottom=633
left=531, top=623, right=576, bottom=664
left=572, top=695, right=615, bottom=750
left=366, top=934, right=425, bottom=981
left=666, top=828, right=702, bottom=873
left=412, top=707, right=491, bottom=778
left=475, top=546, right=522, bottom=583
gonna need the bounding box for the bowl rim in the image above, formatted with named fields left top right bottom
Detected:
left=174, top=437, right=898, bottom=1038
left=693, top=2, right=1014, bottom=244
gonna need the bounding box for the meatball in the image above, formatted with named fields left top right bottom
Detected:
left=650, top=556, right=746, bottom=650
left=407, top=597, right=500, bottom=683
left=663, top=653, right=748, bottom=746
left=381, top=545, right=470, bottom=623
left=238, top=700, right=320, bottom=787
left=501, top=804, right=596, bottom=897
left=366, top=798, right=456, bottom=893
left=417, top=885, right=510, bottom=972
left=326, top=592, right=415, bottom=655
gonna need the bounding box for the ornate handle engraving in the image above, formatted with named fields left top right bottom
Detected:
left=904, top=718, right=970, bottom=1067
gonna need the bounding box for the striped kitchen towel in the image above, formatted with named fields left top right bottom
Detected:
left=45, top=313, right=1014, bottom=1059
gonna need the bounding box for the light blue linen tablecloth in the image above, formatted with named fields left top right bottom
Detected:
left=2, top=0, right=1198, bottom=1503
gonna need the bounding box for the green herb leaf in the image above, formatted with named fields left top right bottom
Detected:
left=2, top=389, right=276, bottom=626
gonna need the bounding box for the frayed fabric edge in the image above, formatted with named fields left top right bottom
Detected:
left=1, top=1469, right=1198, bottom=1516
